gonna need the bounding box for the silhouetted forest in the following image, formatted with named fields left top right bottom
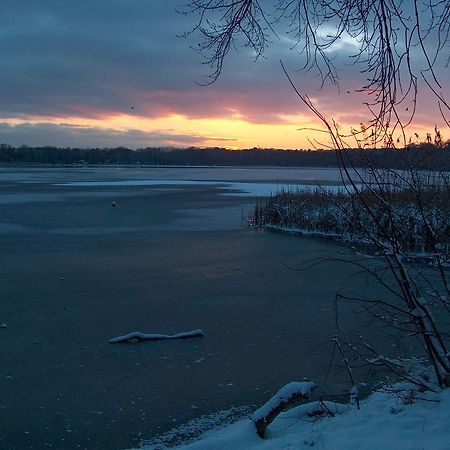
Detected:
left=1, top=143, right=449, bottom=170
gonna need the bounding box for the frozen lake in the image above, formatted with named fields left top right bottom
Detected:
left=0, top=165, right=352, bottom=184
left=0, top=166, right=402, bottom=449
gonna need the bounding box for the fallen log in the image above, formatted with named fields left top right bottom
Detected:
left=252, top=381, right=315, bottom=438
left=109, top=329, right=204, bottom=344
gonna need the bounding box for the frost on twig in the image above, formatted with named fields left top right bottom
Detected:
left=252, top=381, right=315, bottom=438
left=109, top=329, right=204, bottom=344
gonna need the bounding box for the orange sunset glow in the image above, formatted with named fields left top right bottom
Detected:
left=2, top=110, right=443, bottom=150
left=2, top=112, right=330, bottom=149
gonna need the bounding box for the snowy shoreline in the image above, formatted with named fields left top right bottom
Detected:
left=258, top=224, right=449, bottom=266
left=136, top=382, right=450, bottom=450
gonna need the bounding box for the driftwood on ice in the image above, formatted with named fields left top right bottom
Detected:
left=109, top=329, right=204, bottom=344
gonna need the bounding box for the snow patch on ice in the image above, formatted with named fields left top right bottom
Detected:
left=109, top=329, right=204, bottom=343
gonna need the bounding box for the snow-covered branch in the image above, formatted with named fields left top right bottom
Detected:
left=252, top=381, right=315, bottom=438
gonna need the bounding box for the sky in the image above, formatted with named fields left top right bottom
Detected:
left=0, top=0, right=448, bottom=150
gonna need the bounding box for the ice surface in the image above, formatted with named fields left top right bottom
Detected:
left=57, top=179, right=345, bottom=197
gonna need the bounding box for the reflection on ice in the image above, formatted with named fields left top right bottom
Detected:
left=57, top=179, right=346, bottom=197
left=57, top=179, right=215, bottom=187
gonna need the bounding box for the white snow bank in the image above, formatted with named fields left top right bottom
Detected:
left=137, top=387, right=450, bottom=450
left=109, top=329, right=204, bottom=343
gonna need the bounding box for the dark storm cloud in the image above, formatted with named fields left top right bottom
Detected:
left=0, top=1, right=204, bottom=116
left=0, top=0, right=357, bottom=123
left=0, top=122, right=226, bottom=148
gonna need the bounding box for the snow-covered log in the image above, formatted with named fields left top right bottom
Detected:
left=252, top=381, right=315, bottom=438
left=109, top=329, right=204, bottom=344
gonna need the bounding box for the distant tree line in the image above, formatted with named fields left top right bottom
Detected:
left=0, top=143, right=449, bottom=170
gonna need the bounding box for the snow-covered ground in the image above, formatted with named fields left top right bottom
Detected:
left=137, top=385, right=450, bottom=450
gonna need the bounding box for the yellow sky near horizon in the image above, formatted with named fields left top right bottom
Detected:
left=2, top=112, right=446, bottom=150
left=2, top=113, right=322, bottom=149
